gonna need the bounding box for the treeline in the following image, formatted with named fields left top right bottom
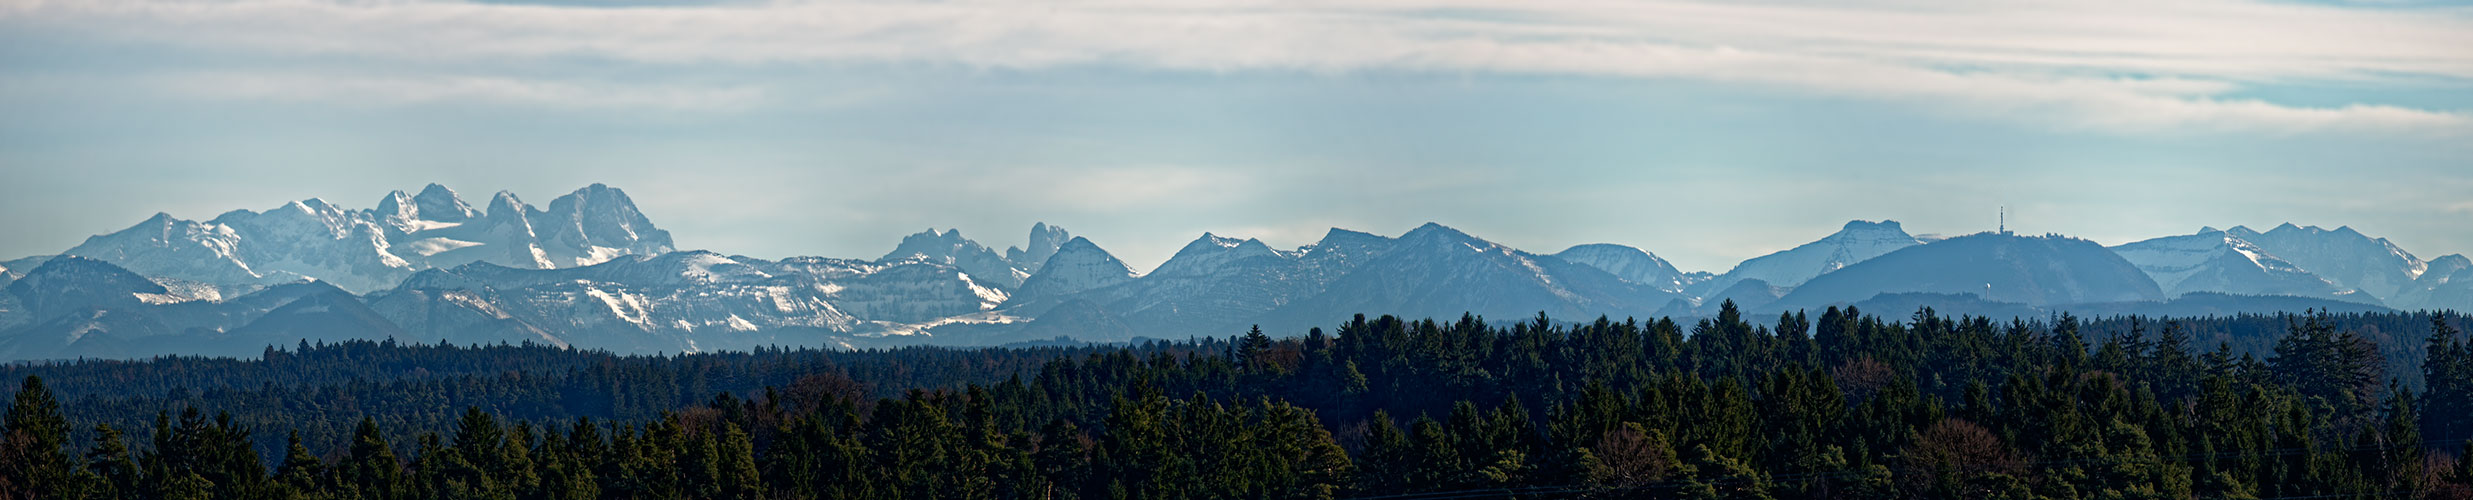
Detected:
left=1, top=340, right=1196, bottom=465
left=1, top=306, right=2471, bottom=499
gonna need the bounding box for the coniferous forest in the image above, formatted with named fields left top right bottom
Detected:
left=3, top=305, right=2472, bottom=499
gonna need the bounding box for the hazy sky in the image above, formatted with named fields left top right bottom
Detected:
left=1, top=0, right=2468, bottom=273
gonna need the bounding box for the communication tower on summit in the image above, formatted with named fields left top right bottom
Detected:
left=1999, top=206, right=2009, bottom=235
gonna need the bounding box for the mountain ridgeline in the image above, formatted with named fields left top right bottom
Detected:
left=0, top=184, right=2466, bottom=361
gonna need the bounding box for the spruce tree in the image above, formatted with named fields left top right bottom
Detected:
left=0, top=376, right=73, bottom=499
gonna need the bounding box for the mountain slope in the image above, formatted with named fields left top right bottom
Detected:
left=882, top=229, right=1027, bottom=290
left=1690, top=220, right=1921, bottom=298
left=1063, top=232, right=1335, bottom=337
left=1001, top=237, right=1139, bottom=315
left=2396, top=254, right=2473, bottom=311
left=1255, top=223, right=1682, bottom=332
left=2230, top=224, right=2426, bottom=303
left=1771, top=233, right=2164, bottom=310
left=2109, top=229, right=2355, bottom=302
left=5, top=256, right=171, bottom=318
left=1554, top=243, right=1693, bottom=293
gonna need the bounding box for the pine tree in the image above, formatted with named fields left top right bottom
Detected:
left=2424, top=314, right=2472, bottom=444
left=80, top=425, right=138, bottom=500
left=343, top=417, right=404, bottom=500
left=0, top=376, right=74, bottom=500
left=2378, top=384, right=2425, bottom=497
left=276, top=430, right=328, bottom=495
left=716, top=423, right=762, bottom=500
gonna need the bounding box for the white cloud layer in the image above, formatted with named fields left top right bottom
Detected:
left=2, top=0, right=2468, bottom=134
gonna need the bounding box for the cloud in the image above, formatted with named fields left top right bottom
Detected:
left=2, top=0, right=2468, bottom=133
left=148, top=72, right=768, bottom=110
left=908, top=164, right=1266, bottom=213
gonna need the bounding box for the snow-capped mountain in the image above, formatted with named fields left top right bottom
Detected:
left=0, top=248, right=1032, bottom=359
left=57, top=183, right=675, bottom=294
left=10, top=184, right=2469, bottom=360
left=366, top=250, right=1016, bottom=353
left=1771, top=232, right=2164, bottom=310
left=1246, top=223, right=1683, bottom=333
left=1011, top=230, right=1385, bottom=339
left=978, top=223, right=1686, bottom=340
left=881, top=228, right=1029, bottom=290
left=2229, top=224, right=2426, bottom=304
left=2109, top=228, right=2357, bottom=302
left=1553, top=243, right=1696, bottom=293
left=2395, top=254, right=2473, bottom=311
left=1688, top=220, right=1922, bottom=299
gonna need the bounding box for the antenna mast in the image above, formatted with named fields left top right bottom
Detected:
left=1999, top=206, right=2006, bottom=234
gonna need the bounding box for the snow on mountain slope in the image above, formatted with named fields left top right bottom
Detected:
left=353, top=249, right=1014, bottom=353
left=1771, top=233, right=2164, bottom=310
left=0, top=257, right=46, bottom=279
left=2109, top=229, right=2353, bottom=302
left=1147, top=233, right=1293, bottom=278
left=882, top=228, right=1027, bottom=290
left=61, top=213, right=260, bottom=290
left=827, top=262, right=1009, bottom=324
left=1554, top=243, right=1692, bottom=293
left=534, top=183, right=674, bottom=268
left=2230, top=223, right=2426, bottom=303
left=1254, top=223, right=1682, bottom=332
left=2395, top=254, right=2473, bottom=311
left=5, top=256, right=171, bottom=319
left=0, top=260, right=464, bottom=360
left=56, top=184, right=677, bottom=294
left=1689, top=220, right=1921, bottom=299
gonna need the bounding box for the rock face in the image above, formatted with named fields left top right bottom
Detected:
left=2228, top=224, right=2426, bottom=304
left=1689, top=220, right=1922, bottom=299
left=1004, top=223, right=1073, bottom=272
left=58, top=184, right=676, bottom=294
left=882, top=229, right=1028, bottom=291
left=1771, top=233, right=2166, bottom=310
left=2110, top=229, right=2357, bottom=302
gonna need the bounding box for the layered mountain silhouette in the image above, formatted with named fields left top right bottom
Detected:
left=0, top=184, right=2461, bottom=361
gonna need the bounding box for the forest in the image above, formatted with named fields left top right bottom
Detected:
left=1, top=304, right=2470, bottom=499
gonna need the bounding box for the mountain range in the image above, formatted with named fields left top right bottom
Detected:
left=1, top=183, right=2464, bottom=360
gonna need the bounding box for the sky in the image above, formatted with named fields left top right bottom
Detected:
left=0, top=0, right=2468, bottom=274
